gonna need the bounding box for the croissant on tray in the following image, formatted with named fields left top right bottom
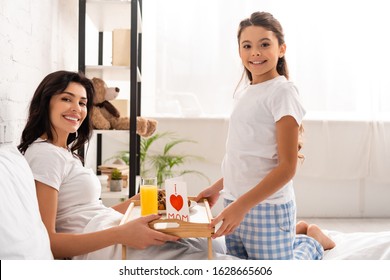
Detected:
left=157, top=189, right=191, bottom=210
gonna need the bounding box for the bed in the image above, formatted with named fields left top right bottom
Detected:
left=1, top=143, right=390, bottom=260
left=323, top=230, right=390, bottom=259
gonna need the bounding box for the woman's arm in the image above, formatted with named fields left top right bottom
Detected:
left=35, top=181, right=178, bottom=259
left=211, top=115, right=299, bottom=237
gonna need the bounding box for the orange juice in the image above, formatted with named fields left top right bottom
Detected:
left=140, top=185, right=158, bottom=216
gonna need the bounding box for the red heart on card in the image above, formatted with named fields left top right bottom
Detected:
left=170, top=194, right=184, bottom=211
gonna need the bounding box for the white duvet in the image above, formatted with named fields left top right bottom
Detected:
left=323, top=230, right=390, bottom=260
left=124, top=230, right=390, bottom=260
left=129, top=230, right=390, bottom=260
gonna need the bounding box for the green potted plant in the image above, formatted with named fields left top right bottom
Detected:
left=140, top=132, right=209, bottom=187
left=106, top=131, right=209, bottom=188
left=110, top=168, right=123, bottom=192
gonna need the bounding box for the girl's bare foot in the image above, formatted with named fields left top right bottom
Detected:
left=296, top=220, right=309, bottom=234
left=307, top=224, right=336, bottom=250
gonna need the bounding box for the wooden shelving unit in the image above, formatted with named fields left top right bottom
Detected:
left=78, top=0, right=142, bottom=197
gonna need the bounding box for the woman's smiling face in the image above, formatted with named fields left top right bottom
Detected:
left=239, top=25, right=285, bottom=84
left=49, top=82, right=88, bottom=143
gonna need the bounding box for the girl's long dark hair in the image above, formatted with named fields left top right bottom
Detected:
left=18, top=70, right=94, bottom=157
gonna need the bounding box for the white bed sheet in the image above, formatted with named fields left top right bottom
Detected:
left=323, top=230, right=390, bottom=260
left=131, top=230, right=390, bottom=260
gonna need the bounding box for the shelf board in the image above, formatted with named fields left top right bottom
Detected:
left=101, top=184, right=129, bottom=199
left=86, top=0, right=142, bottom=32
left=85, top=65, right=141, bottom=82
left=86, top=65, right=129, bottom=70
left=93, top=129, right=130, bottom=136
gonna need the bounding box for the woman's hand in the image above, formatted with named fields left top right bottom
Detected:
left=118, top=215, right=179, bottom=249
left=210, top=201, right=247, bottom=239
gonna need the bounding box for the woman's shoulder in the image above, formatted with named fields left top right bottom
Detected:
left=25, top=140, right=71, bottom=163
left=26, top=139, right=58, bottom=153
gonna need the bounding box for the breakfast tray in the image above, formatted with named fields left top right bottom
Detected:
left=119, top=197, right=214, bottom=260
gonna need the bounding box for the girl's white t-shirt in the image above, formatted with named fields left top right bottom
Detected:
left=221, top=76, right=306, bottom=204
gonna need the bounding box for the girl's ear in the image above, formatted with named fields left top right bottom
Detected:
left=279, top=43, right=286, bottom=58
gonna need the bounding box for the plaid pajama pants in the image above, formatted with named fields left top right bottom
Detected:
left=224, top=199, right=324, bottom=260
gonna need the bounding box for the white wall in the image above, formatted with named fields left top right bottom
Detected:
left=2, top=1, right=388, bottom=219
left=0, top=0, right=78, bottom=144
left=103, top=117, right=388, bottom=218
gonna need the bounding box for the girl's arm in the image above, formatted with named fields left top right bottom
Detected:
left=195, top=177, right=224, bottom=207
left=211, top=115, right=299, bottom=237
left=35, top=181, right=178, bottom=259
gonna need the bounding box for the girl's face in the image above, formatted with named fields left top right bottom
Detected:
left=49, top=82, right=88, bottom=144
left=239, top=26, right=286, bottom=84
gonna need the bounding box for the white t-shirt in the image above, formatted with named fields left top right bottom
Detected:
left=221, top=76, right=306, bottom=204
left=24, top=139, right=123, bottom=257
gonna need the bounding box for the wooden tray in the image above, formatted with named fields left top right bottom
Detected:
left=120, top=197, right=214, bottom=259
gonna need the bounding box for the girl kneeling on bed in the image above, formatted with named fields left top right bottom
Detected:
left=196, top=11, right=335, bottom=260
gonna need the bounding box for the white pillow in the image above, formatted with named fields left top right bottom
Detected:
left=0, top=144, right=53, bottom=259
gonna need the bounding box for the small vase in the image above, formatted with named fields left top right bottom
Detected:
left=110, top=179, right=123, bottom=192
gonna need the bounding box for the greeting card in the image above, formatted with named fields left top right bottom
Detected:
left=165, top=179, right=189, bottom=222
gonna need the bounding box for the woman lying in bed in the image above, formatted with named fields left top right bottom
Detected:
left=17, top=70, right=229, bottom=260
left=17, top=70, right=332, bottom=260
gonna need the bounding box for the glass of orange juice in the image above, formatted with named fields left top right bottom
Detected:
left=140, top=177, right=158, bottom=216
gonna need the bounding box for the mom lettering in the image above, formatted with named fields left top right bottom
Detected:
left=168, top=213, right=189, bottom=221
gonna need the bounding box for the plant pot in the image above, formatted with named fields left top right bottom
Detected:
left=110, top=179, right=123, bottom=192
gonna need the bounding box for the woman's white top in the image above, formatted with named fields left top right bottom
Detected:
left=24, top=139, right=122, bottom=233
left=24, top=139, right=124, bottom=259
left=23, top=139, right=236, bottom=260
left=221, top=76, right=306, bottom=204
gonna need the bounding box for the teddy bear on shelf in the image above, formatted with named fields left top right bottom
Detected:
left=91, top=77, right=157, bottom=137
